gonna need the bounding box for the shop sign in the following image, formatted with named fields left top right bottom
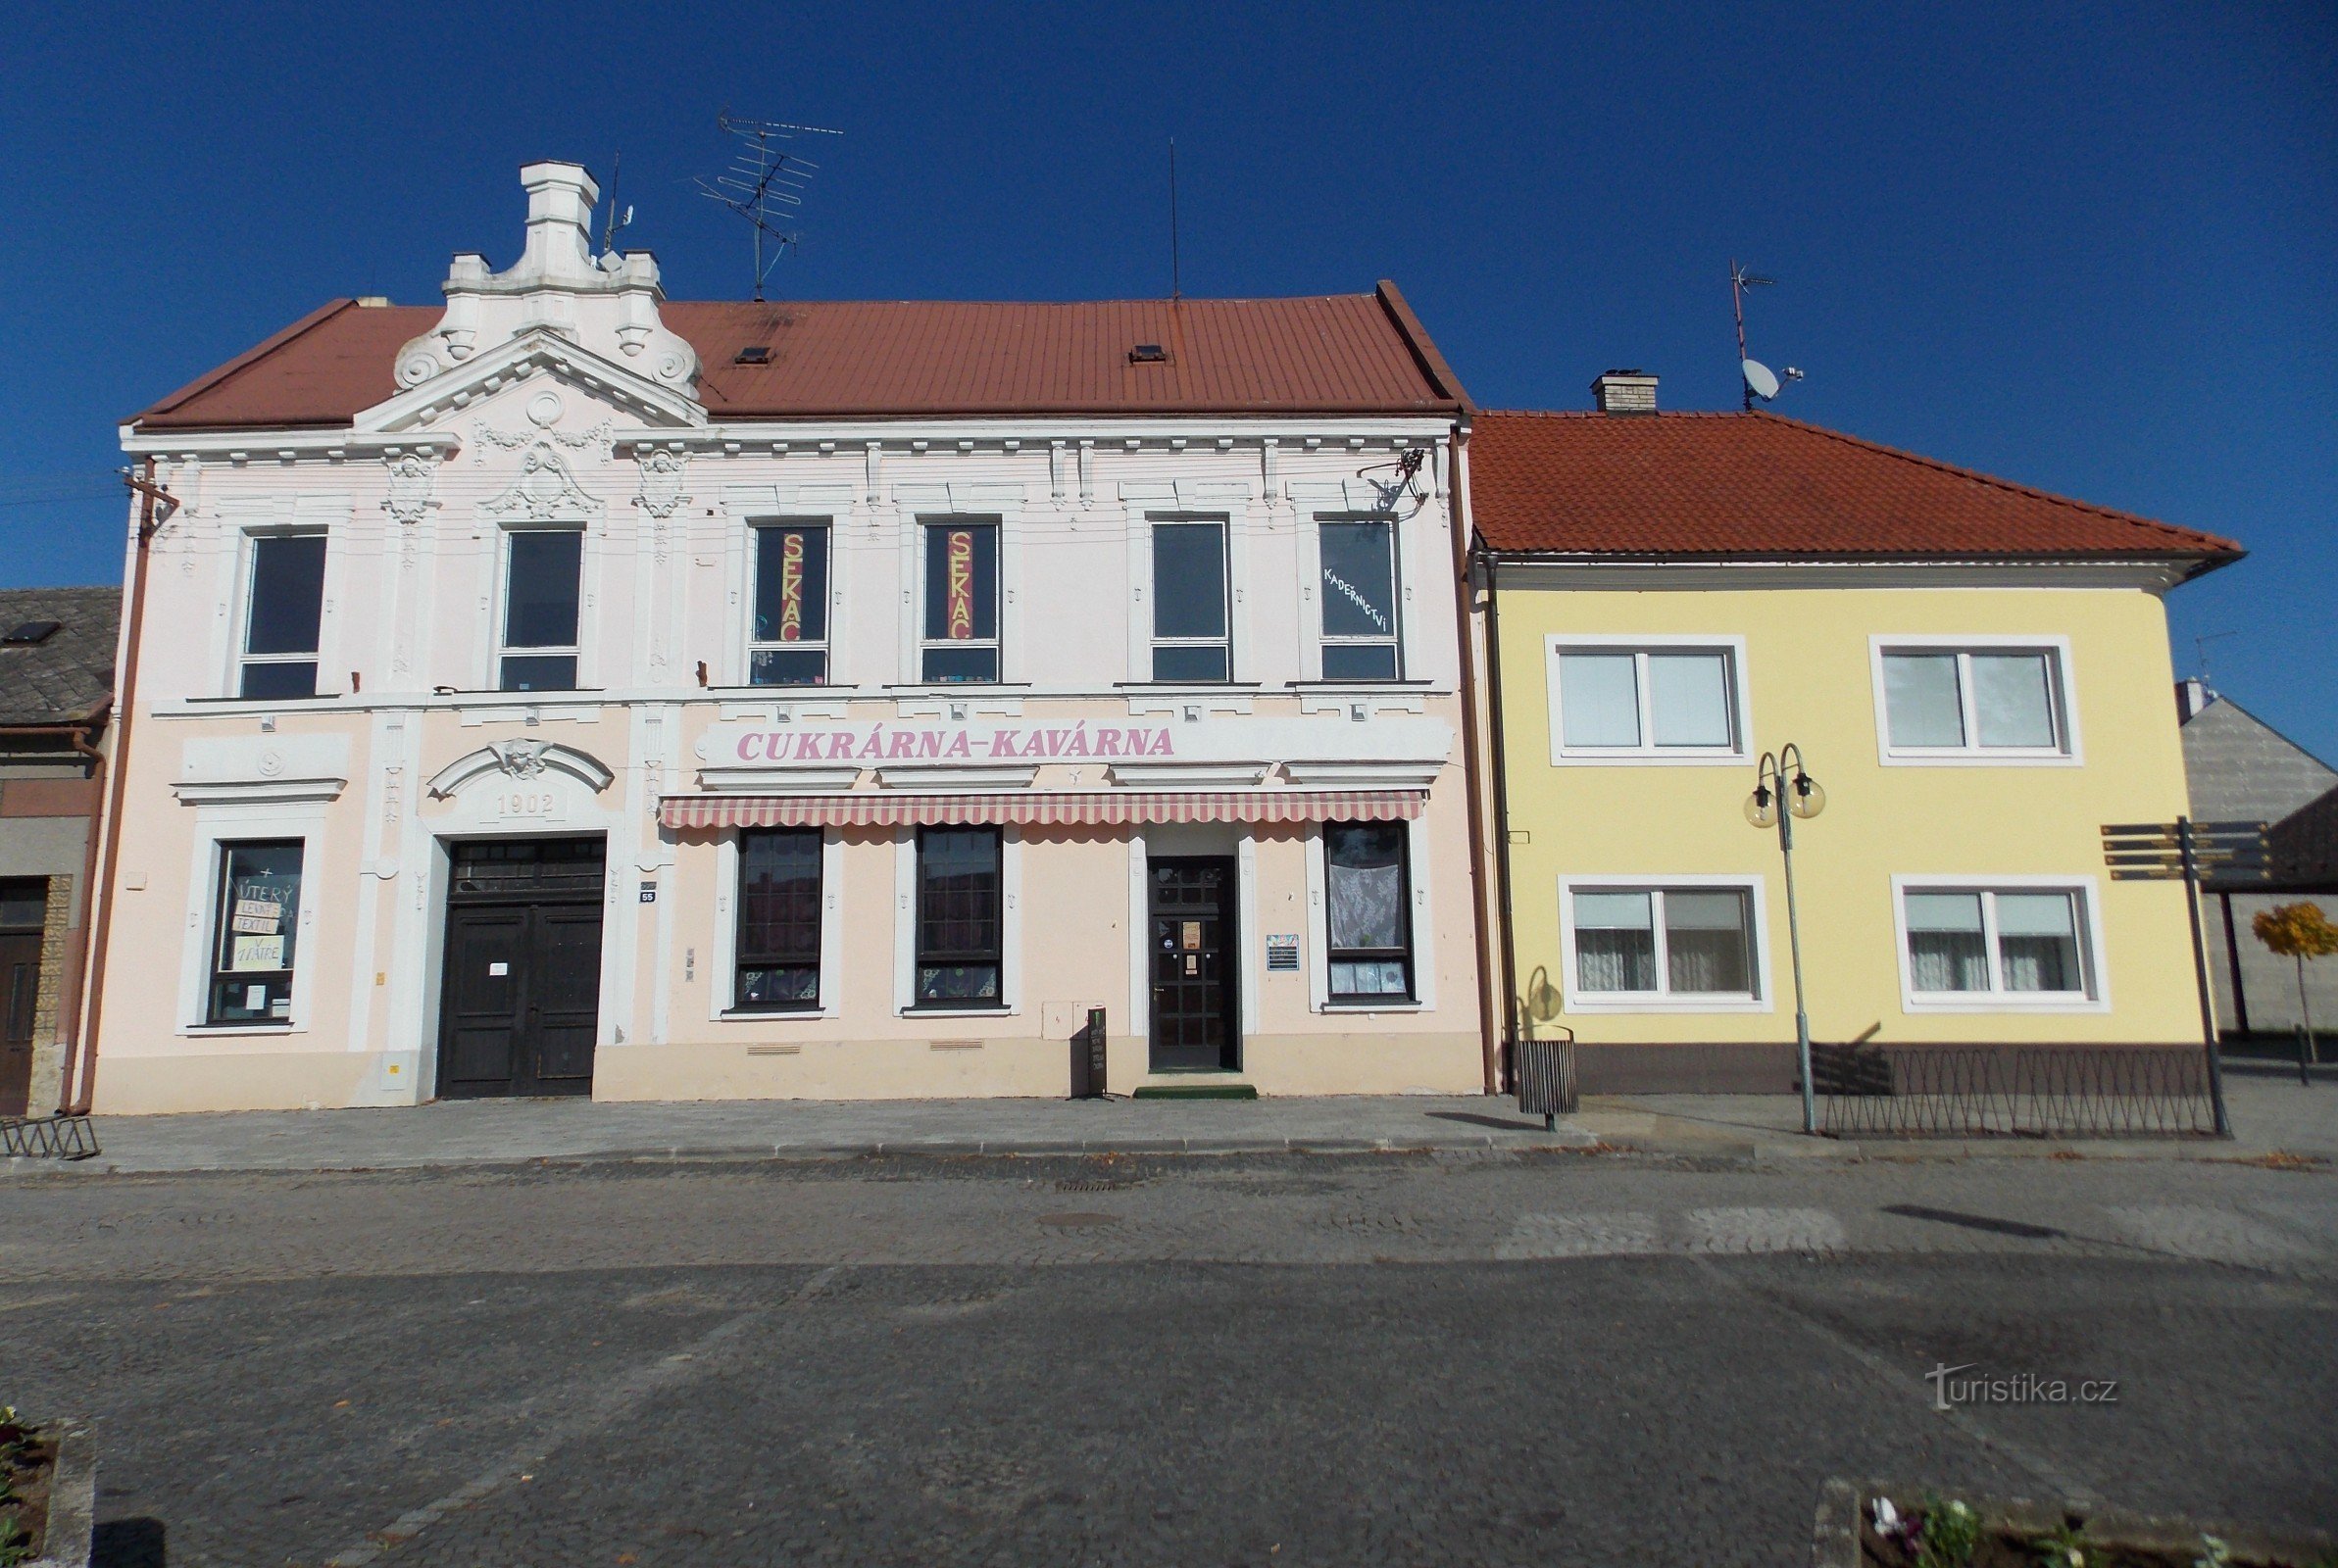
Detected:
left=728, top=722, right=1177, bottom=765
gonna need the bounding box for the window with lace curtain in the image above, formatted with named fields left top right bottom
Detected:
left=1565, top=884, right=1761, bottom=1004
left=1901, top=886, right=2095, bottom=1003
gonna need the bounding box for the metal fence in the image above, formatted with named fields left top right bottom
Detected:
left=1, top=1114, right=101, bottom=1160
left=1815, top=1045, right=2217, bottom=1139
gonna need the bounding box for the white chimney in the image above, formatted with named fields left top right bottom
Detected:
left=1592, top=369, right=1659, bottom=415
left=513, top=162, right=602, bottom=287
left=2175, top=678, right=2215, bottom=722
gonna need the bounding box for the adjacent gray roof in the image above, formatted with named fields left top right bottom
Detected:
left=0, top=586, right=120, bottom=726
left=2180, top=694, right=2336, bottom=826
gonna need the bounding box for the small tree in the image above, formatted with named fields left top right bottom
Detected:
left=2253, top=902, right=2338, bottom=1057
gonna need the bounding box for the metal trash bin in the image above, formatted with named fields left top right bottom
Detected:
left=1513, top=1032, right=1577, bottom=1129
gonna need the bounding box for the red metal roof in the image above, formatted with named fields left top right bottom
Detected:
left=133, top=286, right=1467, bottom=429
left=1469, top=410, right=2240, bottom=564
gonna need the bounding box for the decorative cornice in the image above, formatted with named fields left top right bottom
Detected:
left=426, top=740, right=616, bottom=799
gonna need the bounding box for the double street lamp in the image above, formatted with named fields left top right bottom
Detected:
left=1746, top=745, right=1825, bottom=1134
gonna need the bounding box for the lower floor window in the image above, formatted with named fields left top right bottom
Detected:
left=1905, top=887, right=2090, bottom=997
left=208, top=840, right=303, bottom=1025
left=1325, top=822, right=1413, bottom=1001
left=735, top=829, right=822, bottom=1009
left=915, top=827, right=1003, bottom=1004
left=1571, top=886, right=1757, bottom=999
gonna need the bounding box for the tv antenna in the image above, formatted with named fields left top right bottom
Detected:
left=696, top=112, right=842, bottom=301
left=1169, top=138, right=1182, bottom=300
left=1731, top=259, right=1804, bottom=411
left=2195, top=630, right=2237, bottom=687
left=598, top=151, right=634, bottom=257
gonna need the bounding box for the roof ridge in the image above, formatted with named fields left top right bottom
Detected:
left=667, top=294, right=1383, bottom=309
left=1746, top=411, right=2240, bottom=555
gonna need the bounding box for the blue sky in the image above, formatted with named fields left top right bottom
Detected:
left=4, top=2, right=2332, bottom=758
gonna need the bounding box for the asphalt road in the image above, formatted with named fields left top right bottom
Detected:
left=3, top=1150, right=2332, bottom=1566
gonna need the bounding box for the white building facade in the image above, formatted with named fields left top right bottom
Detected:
left=92, top=161, right=1488, bottom=1112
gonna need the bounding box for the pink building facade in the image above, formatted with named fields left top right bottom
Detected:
left=91, top=162, right=1485, bottom=1112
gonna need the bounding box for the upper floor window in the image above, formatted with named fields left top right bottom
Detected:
left=734, top=828, right=822, bottom=1009
left=1324, top=822, right=1414, bottom=1002
left=1877, top=643, right=2070, bottom=760
left=920, top=519, right=999, bottom=683
left=1318, top=518, right=1400, bottom=680
left=1549, top=641, right=1745, bottom=760
left=750, top=522, right=831, bottom=686
left=1152, top=517, right=1230, bottom=682
left=1900, top=884, right=2097, bottom=1004
left=207, top=839, right=303, bottom=1026
left=499, top=529, right=582, bottom=692
left=239, top=534, right=326, bottom=700
left=914, top=827, right=1003, bottom=1005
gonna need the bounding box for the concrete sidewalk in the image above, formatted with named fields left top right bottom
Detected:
left=11, top=1061, right=2332, bottom=1176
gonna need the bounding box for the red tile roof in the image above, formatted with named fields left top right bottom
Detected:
left=1469, top=410, right=2240, bottom=565
left=134, top=286, right=1467, bottom=429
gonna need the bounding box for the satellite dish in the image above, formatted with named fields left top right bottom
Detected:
left=1742, top=359, right=1781, bottom=401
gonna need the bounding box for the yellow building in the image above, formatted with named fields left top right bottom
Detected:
left=1460, top=377, right=2242, bottom=1092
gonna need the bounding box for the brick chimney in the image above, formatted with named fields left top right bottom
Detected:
left=1591, top=369, right=1659, bottom=414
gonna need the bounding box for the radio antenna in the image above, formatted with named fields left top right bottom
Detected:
left=1169, top=138, right=1182, bottom=300
left=696, top=112, right=842, bottom=301
left=598, top=151, right=634, bottom=256
left=1730, top=259, right=1804, bottom=411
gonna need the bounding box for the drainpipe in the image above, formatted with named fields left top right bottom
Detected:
left=0, top=716, right=108, bottom=1110
left=72, top=462, right=174, bottom=1112
left=1444, top=419, right=1505, bottom=1095
left=1479, top=551, right=1523, bottom=1088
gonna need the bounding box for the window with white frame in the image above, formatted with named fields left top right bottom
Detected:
left=1549, top=643, right=1744, bottom=759
left=1317, top=517, right=1401, bottom=680
left=1568, top=886, right=1759, bottom=1001
left=749, top=522, right=831, bottom=685
left=206, top=840, right=303, bottom=1025
left=734, top=828, right=822, bottom=1009
left=1878, top=644, right=2070, bottom=758
left=499, top=529, right=583, bottom=692
left=1151, top=516, right=1231, bottom=681
left=239, top=534, right=327, bottom=699
left=920, top=518, right=1000, bottom=683
left=1324, top=822, right=1414, bottom=1001
left=1901, top=886, right=2095, bottom=1001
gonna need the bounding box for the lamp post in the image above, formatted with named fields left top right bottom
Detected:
left=1747, top=745, right=1826, bottom=1134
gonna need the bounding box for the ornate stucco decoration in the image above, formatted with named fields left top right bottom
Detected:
left=389, top=162, right=701, bottom=397
left=470, top=417, right=614, bottom=465
left=481, top=444, right=606, bottom=525
left=425, top=741, right=616, bottom=800
left=633, top=448, right=692, bottom=520
left=381, top=451, right=441, bottom=525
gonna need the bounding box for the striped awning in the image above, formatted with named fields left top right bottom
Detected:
left=660, top=789, right=1426, bottom=830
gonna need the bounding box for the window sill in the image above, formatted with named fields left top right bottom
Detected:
left=883, top=682, right=1033, bottom=692
left=1561, top=996, right=1773, bottom=1014
left=1549, top=750, right=1751, bottom=767
left=189, top=694, right=342, bottom=705
left=1320, top=999, right=1424, bottom=1013
left=900, top=1004, right=1019, bottom=1018
left=1285, top=679, right=1432, bottom=690
left=718, top=1006, right=833, bottom=1021
left=1902, top=995, right=2107, bottom=1014
left=1112, top=681, right=1267, bottom=691
left=180, top=1022, right=303, bottom=1036
left=1877, top=751, right=2079, bottom=768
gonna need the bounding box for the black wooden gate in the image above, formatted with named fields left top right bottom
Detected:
left=436, top=838, right=606, bottom=1099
